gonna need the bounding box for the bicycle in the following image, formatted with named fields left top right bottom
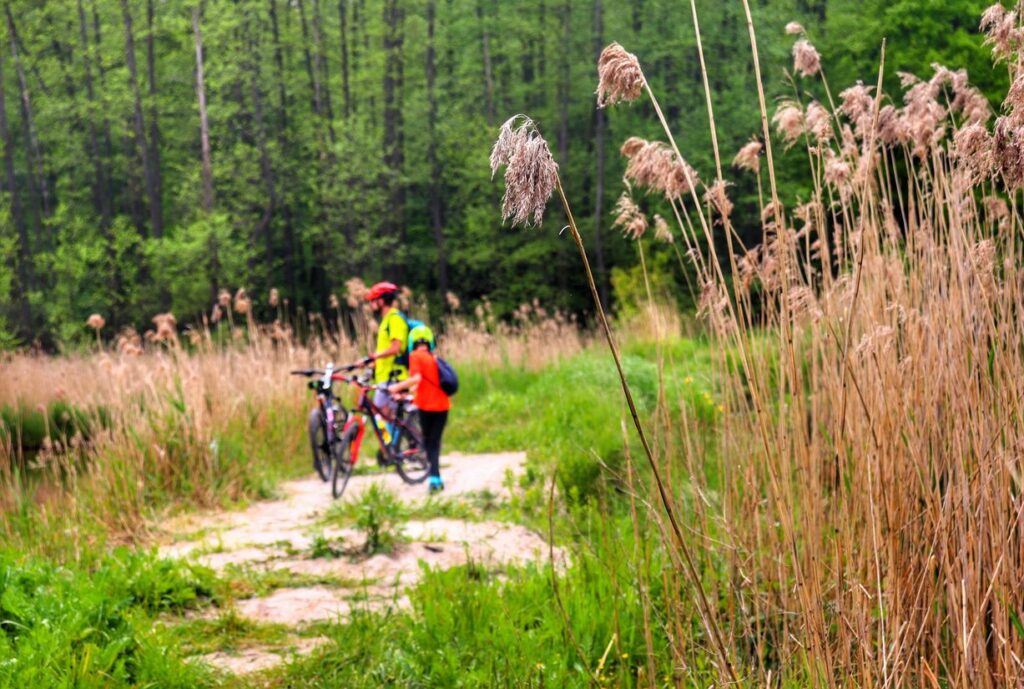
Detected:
left=292, top=364, right=430, bottom=499
left=292, top=363, right=349, bottom=484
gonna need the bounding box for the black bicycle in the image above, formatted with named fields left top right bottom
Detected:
left=292, top=364, right=429, bottom=498
left=292, top=363, right=350, bottom=485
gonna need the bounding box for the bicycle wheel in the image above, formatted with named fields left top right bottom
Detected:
left=307, top=407, right=331, bottom=482
left=392, top=418, right=430, bottom=484
left=331, top=428, right=355, bottom=499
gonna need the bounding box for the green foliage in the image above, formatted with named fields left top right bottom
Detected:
left=610, top=244, right=684, bottom=318
left=0, top=400, right=106, bottom=452
left=0, top=549, right=217, bottom=688
left=0, top=0, right=1003, bottom=347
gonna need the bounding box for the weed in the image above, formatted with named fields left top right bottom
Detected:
left=308, top=531, right=345, bottom=560
left=349, top=484, right=407, bottom=555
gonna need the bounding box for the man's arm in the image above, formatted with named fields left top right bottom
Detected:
left=371, top=338, right=403, bottom=360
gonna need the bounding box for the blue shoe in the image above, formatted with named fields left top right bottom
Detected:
left=428, top=477, right=444, bottom=494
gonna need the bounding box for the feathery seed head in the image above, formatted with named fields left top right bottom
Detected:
left=954, top=123, right=995, bottom=181
left=704, top=180, right=734, bottom=221
left=773, top=102, right=805, bottom=147
left=805, top=102, right=832, bottom=145
left=653, top=215, right=673, bottom=244
left=345, top=277, right=368, bottom=308
left=981, top=4, right=1020, bottom=63
left=993, top=116, right=1024, bottom=188
left=824, top=152, right=852, bottom=190
left=785, top=21, right=805, bottom=35
left=839, top=82, right=873, bottom=112
left=620, top=136, right=646, bottom=158
left=596, top=42, right=644, bottom=107
left=622, top=138, right=699, bottom=200
left=151, top=312, right=178, bottom=344
left=218, top=289, right=231, bottom=308
left=612, top=192, right=648, bottom=240
left=86, top=314, right=105, bottom=331
left=233, top=288, right=250, bottom=315
left=876, top=105, right=907, bottom=145
left=490, top=115, right=559, bottom=227
left=933, top=65, right=992, bottom=124
left=328, top=293, right=340, bottom=310
left=732, top=138, right=763, bottom=172
left=983, top=194, right=1009, bottom=222
left=792, top=39, right=821, bottom=78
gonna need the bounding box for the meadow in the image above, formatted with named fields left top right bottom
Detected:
left=4, top=2, right=1024, bottom=688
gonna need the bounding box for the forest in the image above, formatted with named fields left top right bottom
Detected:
left=0, top=0, right=1003, bottom=347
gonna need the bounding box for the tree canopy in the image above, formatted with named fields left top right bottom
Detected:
left=0, top=0, right=1003, bottom=347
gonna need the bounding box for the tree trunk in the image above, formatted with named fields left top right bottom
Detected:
left=592, top=0, right=607, bottom=307
left=269, top=0, right=296, bottom=300
left=91, top=0, right=117, bottom=218
left=192, top=7, right=214, bottom=212
left=382, top=0, right=405, bottom=279
left=145, top=0, right=163, bottom=236
left=311, top=0, right=336, bottom=143
left=77, top=0, right=112, bottom=229
left=120, top=0, right=161, bottom=238
left=296, top=0, right=322, bottom=122
left=0, top=38, right=31, bottom=331
left=476, top=1, right=494, bottom=124
left=5, top=7, right=48, bottom=251
left=337, top=0, right=350, bottom=116
left=269, top=0, right=289, bottom=133
left=425, top=0, right=447, bottom=301
left=557, top=0, right=570, bottom=169
left=243, top=9, right=276, bottom=269
left=632, top=0, right=643, bottom=33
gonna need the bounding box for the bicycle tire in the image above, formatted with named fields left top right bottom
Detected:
left=331, top=427, right=355, bottom=499
left=308, top=407, right=331, bottom=482
left=392, top=418, right=430, bottom=484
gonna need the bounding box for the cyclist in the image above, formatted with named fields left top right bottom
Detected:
left=362, top=281, right=409, bottom=419
left=389, top=324, right=449, bottom=493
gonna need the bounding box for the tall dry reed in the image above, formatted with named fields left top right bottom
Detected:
left=578, top=4, right=1024, bottom=687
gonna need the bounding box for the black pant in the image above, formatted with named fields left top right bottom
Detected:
left=419, top=410, right=448, bottom=479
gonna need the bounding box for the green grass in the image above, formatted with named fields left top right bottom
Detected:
left=0, top=336, right=727, bottom=688
left=265, top=505, right=697, bottom=689
left=448, top=339, right=719, bottom=500
left=0, top=549, right=219, bottom=688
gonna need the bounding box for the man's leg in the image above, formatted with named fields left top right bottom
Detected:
left=373, top=387, right=396, bottom=420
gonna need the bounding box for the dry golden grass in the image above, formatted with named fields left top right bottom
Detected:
left=588, top=5, right=1024, bottom=687
left=0, top=305, right=586, bottom=553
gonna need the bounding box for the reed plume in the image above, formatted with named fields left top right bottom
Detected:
left=490, top=116, right=559, bottom=226
left=732, top=137, right=762, bottom=172
left=596, top=42, right=643, bottom=107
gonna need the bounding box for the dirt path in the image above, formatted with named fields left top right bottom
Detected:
left=158, top=451, right=562, bottom=677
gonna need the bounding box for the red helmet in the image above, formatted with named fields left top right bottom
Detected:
left=366, top=281, right=399, bottom=301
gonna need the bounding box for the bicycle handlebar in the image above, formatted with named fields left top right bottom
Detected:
left=290, top=361, right=367, bottom=379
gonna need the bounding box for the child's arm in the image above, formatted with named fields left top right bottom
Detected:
left=389, top=374, right=422, bottom=394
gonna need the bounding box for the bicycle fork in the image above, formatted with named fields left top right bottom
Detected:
left=343, top=415, right=367, bottom=465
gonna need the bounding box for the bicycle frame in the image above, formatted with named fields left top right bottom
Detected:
left=335, top=376, right=420, bottom=466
